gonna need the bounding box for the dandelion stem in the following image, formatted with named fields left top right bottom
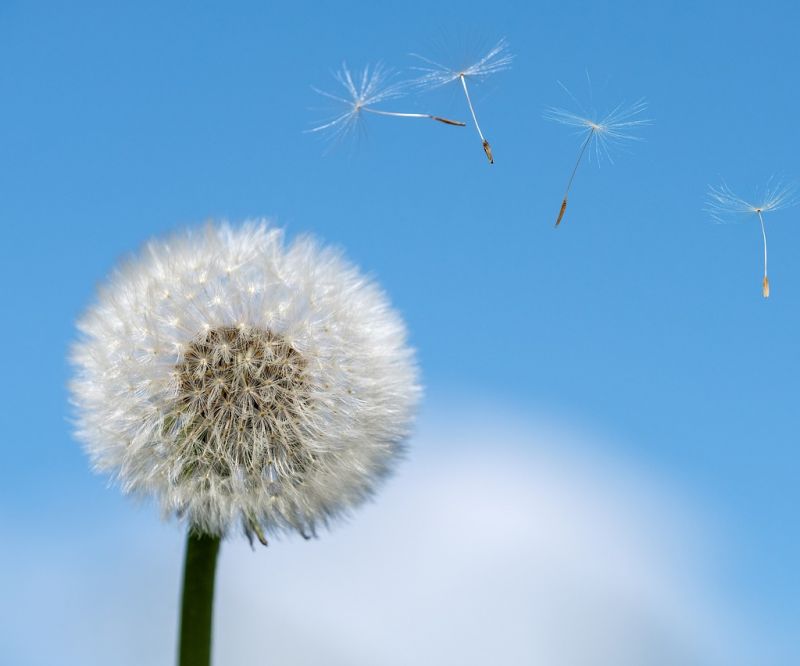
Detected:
left=178, top=530, right=221, bottom=666
left=757, top=210, right=769, bottom=298
left=361, top=107, right=465, bottom=126
left=459, top=74, right=494, bottom=163
left=556, top=129, right=594, bottom=227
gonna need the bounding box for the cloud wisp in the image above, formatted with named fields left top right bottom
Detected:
left=2, top=407, right=757, bottom=665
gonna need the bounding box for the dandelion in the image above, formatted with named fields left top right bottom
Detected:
left=545, top=81, right=649, bottom=226
left=70, top=222, right=420, bottom=665
left=309, top=62, right=465, bottom=145
left=706, top=179, right=798, bottom=297
left=412, top=38, right=513, bottom=164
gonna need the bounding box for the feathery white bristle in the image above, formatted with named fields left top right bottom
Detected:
left=544, top=93, right=650, bottom=164
left=410, top=38, right=514, bottom=89
left=308, top=62, right=466, bottom=142
left=308, top=63, right=405, bottom=140
left=705, top=179, right=798, bottom=221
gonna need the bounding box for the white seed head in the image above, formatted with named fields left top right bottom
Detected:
left=705, top=179, right=798, bottom=222
left=308, top=63, right=405, bottom=142
left=411, top=38, right=513, bottom=89
left=70, top=222, right=420, bottom=539
left=544, top=81, right=650, bottom=163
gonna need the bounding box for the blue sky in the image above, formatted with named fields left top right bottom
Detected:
left=1, top=1, right=798, bottom=663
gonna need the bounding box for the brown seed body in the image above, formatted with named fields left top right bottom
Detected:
left=432, top=116, right=466, bottom=127
left=556, top=197, right=568, bottom=227
left=482, top=140, right=494, bottom=164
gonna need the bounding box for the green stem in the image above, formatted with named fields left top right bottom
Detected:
left=178, top=530, right=221, bottom=666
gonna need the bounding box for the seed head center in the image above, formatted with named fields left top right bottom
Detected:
left=172, top=326, right=311, bottom=483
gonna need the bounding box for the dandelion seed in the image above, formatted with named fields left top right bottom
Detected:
left=545, top=80, right=649, bottom=226
left=412, top=38, right=512, bottom=164
left=309, top=62, right=465, bottom=146
left=70, top=221, right=421, bottom=539
left=706, top=179, right=798, bottom=298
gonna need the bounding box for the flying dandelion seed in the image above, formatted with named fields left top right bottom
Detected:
left=706, top=179, right=798, bottom=298
left=308, top=62, right=465, bottom=146
left=545, top=80, right=649, bottom=226
left=411, top=38, right=513, bottom=164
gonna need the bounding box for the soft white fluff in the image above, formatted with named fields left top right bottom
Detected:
left=70, top=222, right=420, bottom=539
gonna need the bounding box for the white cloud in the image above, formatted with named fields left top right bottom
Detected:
left=1, top=405, right=755, bottom=665
left=215, top=407, right=744, bottom=666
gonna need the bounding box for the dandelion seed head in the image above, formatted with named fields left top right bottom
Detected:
left=705, top=179, right=798, bottom=223
left=545, top=82, right=649, bottom=164
left=411, top=37, right=513, bottom=89
left=70, top=222, right=420, bottom=539
left=308, top=62, right=405, bottom=141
